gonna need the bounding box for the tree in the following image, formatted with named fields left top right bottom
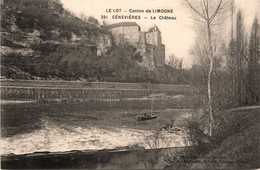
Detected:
left=143, top=130, right=162, bottom=169
left=168, top=54, right=183, bottom=69
left=228, top=10, right=248, bottom=106
left=235, top=10, right=248, bottom=105
left=79, top=12, right=87, bottom=21
left=183, top=0, right=231, bottom=136
left=247, top=17, right=260, bottom=104
left=228, top=0, right=236, bottom=105
left=88, top=16, right=99, bottom=25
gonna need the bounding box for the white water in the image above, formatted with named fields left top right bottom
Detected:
left=1, top=122, right=188, bottom=155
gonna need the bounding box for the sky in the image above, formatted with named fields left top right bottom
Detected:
left=60, top=0, right=259, bottom=68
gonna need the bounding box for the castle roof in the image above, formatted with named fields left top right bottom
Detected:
left=105, top=22, right=139, bottom=29
left=147, top=25, right=161, bottom=32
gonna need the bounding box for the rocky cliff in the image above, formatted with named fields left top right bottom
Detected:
left=1, top=0, right=113, bottom=79
left=1, top=0, right=183, bottom=84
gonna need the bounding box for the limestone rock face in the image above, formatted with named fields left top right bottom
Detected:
left=27, top=29, right=43, bottom=45
left=71, top=32, right=81, bottom=42
left=96, top=34, right=113, bottom=56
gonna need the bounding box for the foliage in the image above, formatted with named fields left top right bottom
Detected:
left=227, top=11, right=260, bottom=106
left=247, top=17, right=260, bottom=104
left=1, top=0, right=100, bottom=40
left=168, top=3, right=260, bottom=169
left=143, top=130, right=162, bottom=169
left=87, top=16, right=99, bottom=25
left=167, top=54, right=183, bottom=69
left=1, top=0, right=191, bottom=84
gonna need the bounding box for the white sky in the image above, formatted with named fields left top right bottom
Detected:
left=60, top=0, right=259, bottom=68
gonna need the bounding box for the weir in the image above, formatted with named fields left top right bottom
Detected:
left=1, top=84, right=193, bottom=100
left=2, top=87, right=156, bottom=100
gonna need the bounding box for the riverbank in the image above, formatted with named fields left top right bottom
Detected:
left=189, top=106, right=260, bottom=169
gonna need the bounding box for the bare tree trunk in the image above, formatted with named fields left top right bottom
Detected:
left=207, top=21, right=214, bottom=137
left=183, top=0, right=231, bottom=136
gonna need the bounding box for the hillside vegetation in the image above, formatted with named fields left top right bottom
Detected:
left=1, top=0, right=188, bottom=84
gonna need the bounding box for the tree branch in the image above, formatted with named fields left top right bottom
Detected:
left=209, top=0, right=223, bottom=23
left=184, top=0, right=207, bottom=20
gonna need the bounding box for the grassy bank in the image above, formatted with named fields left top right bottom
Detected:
left=187, top=107, right=260, bottom=169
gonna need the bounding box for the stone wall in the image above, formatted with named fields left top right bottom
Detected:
left=145, top=43, right=165, bottom=67
left=145, top=30, right=165, bottom=67
left=109, top=25, right=140, bottom=44
left=137, top=31, right=155, bottom=68
left=106, top=22, right=166, bottom=69
left=146, top=31, right=162, bottom=46
left=154, top=44, right=165, bottom=66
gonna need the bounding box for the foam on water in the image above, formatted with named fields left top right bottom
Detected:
left=1, top=121, right=188, bottom=155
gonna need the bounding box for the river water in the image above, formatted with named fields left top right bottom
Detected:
left=1, top=95, right=191, bottom=155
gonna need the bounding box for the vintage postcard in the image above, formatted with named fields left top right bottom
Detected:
left=1, top=0, right=259, bottom=169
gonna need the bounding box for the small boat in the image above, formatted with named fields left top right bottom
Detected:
left=137, top=113, right=157, bottom=121
left=137, top=85, right=158, bottom=121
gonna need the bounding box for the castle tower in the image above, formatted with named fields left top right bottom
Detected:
left=105, top=22, right=165, bottom=68
left=145, top=25, right=165, bottom=67
left=145, top=25, right=162, bottom=46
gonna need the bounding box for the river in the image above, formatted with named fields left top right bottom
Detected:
left=1, top=95, right=192, bottom=155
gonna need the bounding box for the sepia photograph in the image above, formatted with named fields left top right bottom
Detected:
left=0, top=0, right=259, bottom=169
